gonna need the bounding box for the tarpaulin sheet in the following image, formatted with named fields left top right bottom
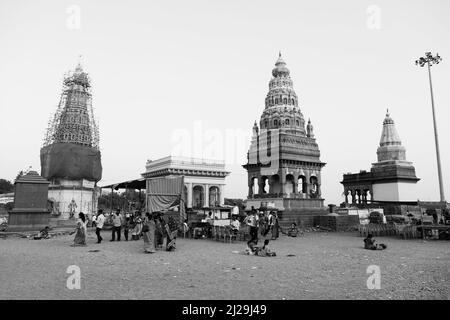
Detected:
left=147, top=176, right=185, bottom=222
left=40, top=143, right=102, bottom=182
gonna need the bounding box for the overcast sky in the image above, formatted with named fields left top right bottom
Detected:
left=1, top=0, right=449, bottom=204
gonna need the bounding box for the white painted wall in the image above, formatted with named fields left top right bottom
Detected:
left=372, top=181, right=418, bottom=202
left=48, top=185, right=99, bottom=219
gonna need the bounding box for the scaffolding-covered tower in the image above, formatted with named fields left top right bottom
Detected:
left=40, top=63, right=102, bottom=223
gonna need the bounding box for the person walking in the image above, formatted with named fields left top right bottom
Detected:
left=123, top=213, right=131, bottom=241
left=154, top=212, right=164, bottom=249
left=110, top=210, right=123, bottom=241
left=272, top=212, right=280, bottom=240
left=91, top=213, right=97, bottom=228
left=244, top=209, right=259, bottom=249
left=131, top=211, right=143, bottom=240
left=268, top=211, right=275, bottom=237
left=143, top=212, right=156, bottom=253
left=71, top=212, right=87, bottom=246
left=95, top=209, right=105, bottom=243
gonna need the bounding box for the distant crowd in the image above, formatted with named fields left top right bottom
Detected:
left=71, top=209, right=179, bottom=253
left=67, top=206, right=394, bottom=255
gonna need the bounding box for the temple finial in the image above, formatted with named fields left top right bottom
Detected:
left=75, top=54, right=83, bottom=72
left=279, top=51, right=282, bottom=58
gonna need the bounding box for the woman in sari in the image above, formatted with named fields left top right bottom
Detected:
left=72, top=212, right=87, bottom=246
left=143, top=212, right=156, bottom=253
left=131, top=211, right=143, bottom=240
left=154, top=212, right=165, bottom=249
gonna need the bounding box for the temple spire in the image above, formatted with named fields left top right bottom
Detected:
left=75, top=54, right=83, bottom=73
left=377, top=110, right=406, bottom=162
left=307, top=118, right=314, bottom=138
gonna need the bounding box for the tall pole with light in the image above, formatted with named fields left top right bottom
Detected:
left=415, top=52, right=446, bottom=203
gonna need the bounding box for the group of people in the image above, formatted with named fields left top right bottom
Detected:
left=243, top=208, right=279, bottom=256
left=71, top=209, right=179, bottom=253
left=70, top=207, right=390, bottom=254
left=142, top=212, right=179, bottom=253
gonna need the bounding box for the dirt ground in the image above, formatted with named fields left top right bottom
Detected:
left=0, top=230, right=448, bottom=300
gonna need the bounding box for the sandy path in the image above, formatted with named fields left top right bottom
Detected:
left=0, top=231, right=448, bottom=299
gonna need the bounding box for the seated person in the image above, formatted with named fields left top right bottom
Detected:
left=363, top=233, right=387, bottom=250
left=287, top=223, right=299, bottom=237
left=34, top=226, right=51, bottom=240
left=257, top=239, right=276, bottom=257
left=230, top=217, right=240, bottom=234
left=245, top=239, right=259, bottom=255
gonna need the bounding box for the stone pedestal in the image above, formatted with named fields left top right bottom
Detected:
left=8, top=171, right=50, bottom=231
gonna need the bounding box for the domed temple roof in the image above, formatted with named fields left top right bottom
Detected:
left=272, top=52, right=290, bottom=77
left=259, top=53, right=306, bottom=134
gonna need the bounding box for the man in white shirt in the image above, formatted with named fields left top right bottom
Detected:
left=95, top=209, right=105, bottom=243
left=110, top=210, right=123, bottom=241
left=92, top=214, right=97, bottom=228
left=230, top=216, right=240, bottom=231
left=244, top=209, right=259, bottom=247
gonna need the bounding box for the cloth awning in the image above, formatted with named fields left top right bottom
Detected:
left=147, top=176, right=186, bottom=222
left=101, top=178, right=146, bottom=190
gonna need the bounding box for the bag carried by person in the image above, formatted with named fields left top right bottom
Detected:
left=142, top=224, right=149, bottom=233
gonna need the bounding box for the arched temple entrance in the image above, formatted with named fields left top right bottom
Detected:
left=209, top=186, right=220, bottom=207
left=310, top=176, right=319, bottom=198
left=193, top=185, right=204, bottom=209
left=285, top=174, right=295, bottom=195
left=298, top=175, right=307, bottom=194
left=270, top=174, right=281, bottom=194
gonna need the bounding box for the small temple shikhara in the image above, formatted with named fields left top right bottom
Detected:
left=40, top=63, right=102, bottom=222
left=243, top=53, right=327, bottom=225
left=341, top=110, right=420, bottom=214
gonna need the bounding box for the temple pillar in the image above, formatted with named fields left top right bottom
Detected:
left=293, top=178, right=298, bottom=194
left=268, top=179, right=274, bottom=194
left=219, top=185, right=224, bottom=205
left=280, top=173, right=287, bottom=195
left=204, top=184, right=210, bottom=207
left=259, top=179, right=266, bottom=194
left=351, top=190, right=356, bottom=204
left=187, top=183, right=193, bottom=208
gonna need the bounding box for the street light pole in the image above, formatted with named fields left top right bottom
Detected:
left=416, top=52, right=445, bottom=203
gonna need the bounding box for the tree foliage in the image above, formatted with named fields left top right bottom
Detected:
left=0, top=179, right=13, bottom=194
left=98, top=189, right=145, bottom=212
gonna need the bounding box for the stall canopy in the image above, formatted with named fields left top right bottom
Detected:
left=147, top=176, right=185, bottom=222
left=101, top=178, right=146, bottom=191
